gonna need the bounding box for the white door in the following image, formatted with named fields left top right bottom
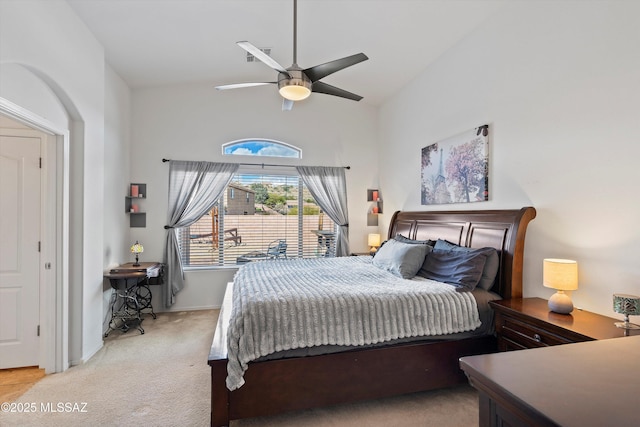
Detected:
left=0, top=135, right=41, bottom=368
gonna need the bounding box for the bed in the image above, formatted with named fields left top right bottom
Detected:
left=208, top=207, right=536, bottom=426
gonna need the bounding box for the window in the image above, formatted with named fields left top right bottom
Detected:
left=222, top=139, right=301, bottom=159
left=179, top=171, right=336, bottom=267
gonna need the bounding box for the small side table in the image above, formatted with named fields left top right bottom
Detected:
left=103, top=271, right=148, bottom=337
left=109, top=262, right=162, bottom=319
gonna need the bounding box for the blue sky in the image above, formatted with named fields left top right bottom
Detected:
left=223, top=140, right=300, bottom=158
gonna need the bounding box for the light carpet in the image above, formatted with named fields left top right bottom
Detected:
left=0, top=309, right=479, bottom=427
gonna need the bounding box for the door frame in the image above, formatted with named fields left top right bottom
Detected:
left=0, top=97, right=69, bottom=373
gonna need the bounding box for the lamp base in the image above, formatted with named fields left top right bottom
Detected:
left=548, top=291, right=574, bottom=314
left=615, top=313, right=640, bottom=329
left=615, top=321, right=640, bottom=330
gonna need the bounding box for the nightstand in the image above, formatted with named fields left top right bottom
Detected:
left=490, top=297, right=640, bottom=351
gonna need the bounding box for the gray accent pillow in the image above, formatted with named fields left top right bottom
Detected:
left=372, top=239, right=432, bottom=279
left=394, top=234, right=436, bottom=247
left=417, top=248, right=488, bottom=292
left=433, top=239, right=499, bottom=291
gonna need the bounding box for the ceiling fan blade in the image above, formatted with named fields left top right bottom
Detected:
left=303, top=53, right=368, bottom=82
left=311, top=81, right=363, bottom=101
left=237, top=41, right=291, bottom=77
left=215, top=82, right=276, bottom=90
left=282, top=98, right=294, bottom=111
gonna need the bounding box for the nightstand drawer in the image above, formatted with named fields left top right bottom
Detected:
left=499, top=316, right=572, bottom=348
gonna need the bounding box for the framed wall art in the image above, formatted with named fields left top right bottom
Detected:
left=421, top=124, right=489, bottom=205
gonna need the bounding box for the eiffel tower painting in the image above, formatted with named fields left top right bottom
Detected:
left=421, top=125, right=489, bottom=205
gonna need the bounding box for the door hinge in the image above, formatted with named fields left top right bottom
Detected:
left=37, top=325, right=40, bottom=336
left=38, top=241, right=41, bottom=252
left=39, top=157, right=42, bottom=169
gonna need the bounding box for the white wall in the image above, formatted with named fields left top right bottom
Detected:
left=0, top=0, right=106, bottom=364
left=103, top=64, right=131, bottom=269
left=379, top=1, right=640, bottom=318
left=0, top=64, right=70, bottom=128
left=130, top=83, right=379, bottom=310
left=103, top=64, right=132, bottom=328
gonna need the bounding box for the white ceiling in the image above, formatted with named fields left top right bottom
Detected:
left=67, top=0, right=508, bottom=106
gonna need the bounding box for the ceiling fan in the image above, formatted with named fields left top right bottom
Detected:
left=215, top=0, right=368, bottom=111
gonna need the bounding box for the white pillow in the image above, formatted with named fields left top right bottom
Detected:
left=372, top=239, right=431, bottom=279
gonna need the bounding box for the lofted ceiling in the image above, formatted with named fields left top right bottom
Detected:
left=67, top=0, right=508, bottom=106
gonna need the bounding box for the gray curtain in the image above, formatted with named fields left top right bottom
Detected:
left=296, top=166, right=350, bottom=257
left=163, top=161, right=238, bottom=307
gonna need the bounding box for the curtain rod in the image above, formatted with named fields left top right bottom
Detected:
left=161, top=158, right=350, bottom=169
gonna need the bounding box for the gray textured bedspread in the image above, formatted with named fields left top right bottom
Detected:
left=226, top=256, right=481, bottom=390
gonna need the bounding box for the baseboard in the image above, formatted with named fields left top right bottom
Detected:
left=70, top=341, right=103, bottom=367
left=159, top=305, right=221, bottom=313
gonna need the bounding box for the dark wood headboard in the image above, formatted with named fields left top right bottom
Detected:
left=387, top=207, right=536, bottom=299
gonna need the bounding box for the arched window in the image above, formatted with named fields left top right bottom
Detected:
left=222, top=139, right=301, bottom=159
left=177, top=138, right=337, bottom=267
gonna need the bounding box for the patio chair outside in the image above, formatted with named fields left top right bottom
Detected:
left=236, top=239, right=287, bottom=264
left=266, top=240, right=287, bottom=259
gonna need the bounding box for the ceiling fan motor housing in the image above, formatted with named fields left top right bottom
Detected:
left=278, top=68, right=312, bottom=101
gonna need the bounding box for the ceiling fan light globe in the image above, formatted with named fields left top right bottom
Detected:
left=279, top=84, right=311, bottom=101
left=278, top=68, right=312, bottom=101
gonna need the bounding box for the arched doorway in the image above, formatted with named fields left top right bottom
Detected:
left=0, top=92, right=70, bottom=374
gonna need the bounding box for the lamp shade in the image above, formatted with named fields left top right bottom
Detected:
left=613, top=294, right=640, bottom=316
left=130, top=241, right=144, bottom=254
left=543, top=259, right=578, bottom=291
left=367, top=233, right=381, bottom=247
left=612, top=294, right=640, bottom=330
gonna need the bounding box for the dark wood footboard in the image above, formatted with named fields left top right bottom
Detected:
left=210, top=334, right=495, bottom=426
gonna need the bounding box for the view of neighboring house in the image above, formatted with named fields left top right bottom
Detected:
left=226, top=184, right=255, bottom=215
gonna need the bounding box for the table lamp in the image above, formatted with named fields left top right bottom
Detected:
left=130, top=241, right=144, bottom=266
left=368, top=233, right=381, bottom=255
left=613, top=294, right=640, bottom=329
left=543, top=258, right=578, bottom=314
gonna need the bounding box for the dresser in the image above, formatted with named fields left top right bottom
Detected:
left=460, top=335, right=640, bottom=427
left=490, top=297, right=638, bottom=351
